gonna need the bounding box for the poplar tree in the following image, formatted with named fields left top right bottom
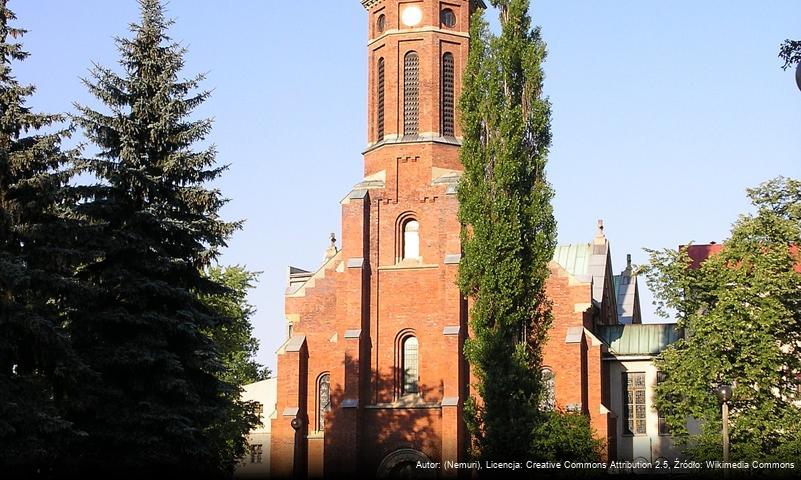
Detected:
left=646, top=177, right=801, bottom=462
left=0, top=1, right=84, bottom=474
left=67, top=0, right=247, bottom=474
left=457, top=0, right=557, bottom=461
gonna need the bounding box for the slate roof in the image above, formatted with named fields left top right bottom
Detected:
left=598, top=324, right=681, bottom=356
left=613, top=255, right=640, bottom=324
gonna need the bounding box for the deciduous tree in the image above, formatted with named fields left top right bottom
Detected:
left=646, top=177, right=801, bottom=462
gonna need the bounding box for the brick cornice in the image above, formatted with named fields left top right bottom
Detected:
left=361, top=0, right=486, bottom=11
left=361, top=0, right=382, bottom=10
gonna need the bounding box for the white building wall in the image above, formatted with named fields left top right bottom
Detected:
left=235, top=378, right=278, bottom=478
left=607, top=357, right=682, bottom=463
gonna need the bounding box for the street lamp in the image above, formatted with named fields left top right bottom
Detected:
left=715, top=384, right=733, bottom=469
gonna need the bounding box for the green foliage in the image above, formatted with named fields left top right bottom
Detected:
left=458, top=0, right=557, bottom=461
left=199, top=265, right=268, bottom=472
left=530, top=411, right=604, bottom=463
left=64, top=0, right=248, bottom=475
left=201, top=265, right=270, bottom=385
left=779, top=39, right=801, bottom=70
left=645, top=177, right=801, bottom=463
left=0, top=1, right=86, bottom=475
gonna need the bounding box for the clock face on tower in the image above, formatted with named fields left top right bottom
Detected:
left=401, top=5, right=423, bottom=27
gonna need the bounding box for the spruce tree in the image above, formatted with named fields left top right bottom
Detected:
left=457, top=0, right=557, bottom=461
left=0, top=1, right=84, bottom=475
left=67, top=0, right=246, bottom=475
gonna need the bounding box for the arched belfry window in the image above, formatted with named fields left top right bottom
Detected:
left=403, top=219, right=420, bottom=260
left=403, top=51, right=419, bottom=136
left=402, top=336, right=419, bottom=394
left=442, top=53, right=455, bottom=137
left=377, top=57, right=385, bottom=141
left=317, top=373, right=331, bottom=431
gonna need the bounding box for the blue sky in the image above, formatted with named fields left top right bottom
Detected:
left=12, top=1, right=800, bottom=370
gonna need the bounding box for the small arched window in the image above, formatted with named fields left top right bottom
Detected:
left=540, top=368, right=555, bottom=411
left=441, top=9, right=456, bottom=28
left=377, top=14, right=386, bottom=34
left=441, top=53, right=455, bottom=137
left=317, top=373, right=331, bottom=431
left=402, top=219, right=420, bottom=260
left=377, top=57, right=385, bottom=141
left=403, top=51, right=420, bottom=136
left=402, top=336, right=419, bottom=394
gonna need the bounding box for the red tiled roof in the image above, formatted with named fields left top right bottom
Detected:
left=683, top=244, right=724, bottom=269
left=683, top=243, right=801, bottom=272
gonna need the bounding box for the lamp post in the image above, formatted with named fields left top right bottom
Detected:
left=796, top=62, right=801, bottom=92
left=715, top=384, right=733, bottom=476
left=290, top=416, right=305, bottom=480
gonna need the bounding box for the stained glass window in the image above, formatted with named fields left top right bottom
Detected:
left=318, top=373, right=331, bottom=431
left=403, top=337, right=419, bottom=394
left=250, top=444, right=263, bottom=464
left=624, top=372, right=646, bottom=435
left=657, top=371, right=669, bottom=435
left=540, top=368, right=555, bottom=411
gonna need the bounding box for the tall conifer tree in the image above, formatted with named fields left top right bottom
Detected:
left=67, top=0, right=247, bottom=474
left=0, top=1, right=84, bottom=474
left=457, top=0, right=556, bottom=461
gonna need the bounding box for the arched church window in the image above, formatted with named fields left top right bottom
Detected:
left=442, top=53, right=455, bottom=137
left=402, top=336, right=419, bottom=394
left=317, top=373, right=331, bottom=431
left=402, top=219, right=420, bottom=260
left=377, top=57, right=385, bottom=141
left=403, top=51, right=419, bottom=136
left=541, top=368, right=555, bottom=411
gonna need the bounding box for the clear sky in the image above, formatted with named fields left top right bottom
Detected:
left=12, top=1, right=800, bottom=371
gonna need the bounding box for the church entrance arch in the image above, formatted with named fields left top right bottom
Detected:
left=376, top=449, right=437, bottom=479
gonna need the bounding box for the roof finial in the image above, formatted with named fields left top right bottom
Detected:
left=627, top=253, right=632, bottom=268
left=325, top=232, right=338, bottom=260
left=596, top=219, right=605, bottom=238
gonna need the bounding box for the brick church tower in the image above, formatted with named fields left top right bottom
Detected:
left=270, top=1, right=485, bottom=478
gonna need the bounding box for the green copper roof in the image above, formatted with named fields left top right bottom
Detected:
left=552, top=243, right=591, bottom=277
left=599, top=324, right=681, bottom=356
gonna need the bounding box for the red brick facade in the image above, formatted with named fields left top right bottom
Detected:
left=270, top=1, right=619, bottom=477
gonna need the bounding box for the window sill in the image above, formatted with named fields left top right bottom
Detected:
left=379, top=261, right=438, bottom=271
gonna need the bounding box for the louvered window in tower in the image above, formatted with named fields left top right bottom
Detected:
left=442, top=53, right=455, bottom=137
left=403, top=51, right=419, bottom=136
left=377, top=58, right=385, bottom=141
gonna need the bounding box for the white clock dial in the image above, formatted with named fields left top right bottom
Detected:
left=401, top=5, right=423, bottom=27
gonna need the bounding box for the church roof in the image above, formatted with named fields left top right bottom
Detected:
left=551, top=221, right=611, bottom=308
left=612, top=254, right=640, bottom=324
left=598, top=324, right=681, bottom=357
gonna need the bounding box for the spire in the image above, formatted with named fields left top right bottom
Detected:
left=325, top=232, right=339, bottom=260
left=622, top=254, right=633, bottom=275
left=595, top=219, right=605, bottom=239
